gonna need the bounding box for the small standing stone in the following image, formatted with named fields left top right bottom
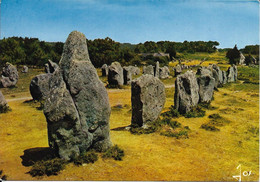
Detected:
left=143, top=65, right=154, bottom=75
left=101, top=64, right=108, bottom=76
left=131, top=75, right=165, bottom=127
left=174, top=64, right=182, bottom=77
left=108, top=62, right=124, bottom=86
left=0, top=91, right=9, bottom=113
left=21, top=66, right=28, bottom=73
left=174, top=71, right=199, bottom=114
left=154, top=61, right=159, bottom=78
left=0, top=62, right=19, bottom=88
left=123, top=66, right=132, bottom=85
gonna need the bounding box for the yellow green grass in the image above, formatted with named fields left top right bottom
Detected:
left=0, top=66, right=258, bottom=181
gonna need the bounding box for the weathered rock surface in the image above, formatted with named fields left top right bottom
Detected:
left=143, top=65, right=154, bottom=75
left=159, top=66, right=170, bottom=79
left=131, top=74, right=165, bottom=127
left=222, top=70, right=227, bottom=84
left=45, top=60, right=59, bottom=74
left=212, top=64, right=223, bottom=87
left=123, top=66, right=132, bottom=85
left=196, top=67, right=212, bottom=76
left=174, top=71, right=199, bottom=114
left=44, top=31, right=112, bottom=160
left=174, top=64, right=182, bottom=77
left=0, top=91, right=9, bottom=113
left=227, top=65, right=237, bottom=83
left=22, top=66, right=28, bottom=73
left=0, top=62, right=19, bottom=88
left=101, top=64, right=108, bottom=76
left=30, top=73, right=52, bottom=100
left=233, top=65, right=238, bottom=81
left=239, top=52, right=245, bottom=65
left=108, top=62, right=124, bottom=86
left=154, top=61, right=159, bottom=78
left=197, top=75, right=215, bottom=103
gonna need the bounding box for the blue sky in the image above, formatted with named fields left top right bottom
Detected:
left=1, top=0, right=259, bottom=48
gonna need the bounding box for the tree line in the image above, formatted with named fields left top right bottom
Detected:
left=1, top=36, right=256, bottom=68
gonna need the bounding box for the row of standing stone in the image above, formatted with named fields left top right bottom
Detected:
left=131, top=64, right=238, bottom=128
left=102, top=61, right=170, bottom=87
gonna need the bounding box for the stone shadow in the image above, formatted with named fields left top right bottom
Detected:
left=20, top=147, right=56, bottom=166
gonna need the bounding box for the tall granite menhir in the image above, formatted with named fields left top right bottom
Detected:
left=131, top=75, right=165, bottom=127
left=174, top=71, right=199, bottom=114
left=44, top=31, right=112, bottom=160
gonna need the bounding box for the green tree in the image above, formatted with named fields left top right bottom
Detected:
left=226, top=45, right=240, bottom=65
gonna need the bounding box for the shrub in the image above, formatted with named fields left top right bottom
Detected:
left=161, top=105, right=180, bottom=118
left=161, top=117, right=181, bottom=129
left=130, top=120, right=161, bottom=135
left=0, top=170, right=7, bottom=180
left=184, top=106, right=205, bottom=118
left=102, top=145, right=125, bottom=161
left=0, top=105, right=11, bottom=113
left=208, top=114, right=230, bottom=126
left=29, top=158, right=66, bottom=177
left=201, top=123, right=220, bottom=131
left=73, top=151, right=98, bottom=166
left=198, top=102, right=217, bottom=110
left=160, top=128, right=189, bottom=139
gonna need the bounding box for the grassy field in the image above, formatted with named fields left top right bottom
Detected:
left=0, top=63, right=259, bottom=181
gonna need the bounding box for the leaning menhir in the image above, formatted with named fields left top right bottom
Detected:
left=131, top=74, right=165, bottom=127
left=43, top=31, right=112, bottom=160
left=108, top=62, right=124, bottom=86
left=0, top=90, right=9, bottom=113
left=0, top=62, right=19, bottom=88
left=174, top=71, right=199, bottom=114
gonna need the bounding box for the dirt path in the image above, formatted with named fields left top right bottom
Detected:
left=6, top=84, right=175, bottom=102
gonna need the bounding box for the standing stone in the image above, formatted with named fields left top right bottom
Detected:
left=196, top=67, right=212, bottom=76
left=174, top=71, right=199, bottom=114
left=222, top=70, right=227, bottom=84
left=30, top=74, right=52, bottom=100
left=128, top=66, right=140, bottom=75
left=131, top=75, right=165, bottom=127
left=143, top=65, right=154, bottom=75
left=44, top=31, right=112, bottom=160
left=30, top=60, right=59, bottom=100
left=0, top=91, right=9, bottom=113
left=239, top=52, right=245, bottom=65
left=101, top=64, right=108, bottom=76
left=227, top=66, right=235, bottom=83
left=123, top=66, right=132, bottom=85
left=133, top=66, right=140, bottom=75
left=159, top=66, right=169, bottom=79
left=212, top=64, right=223, bottom=86
left=154, top=61, right=159, bottom=78
left=21, top=66, right=28, bottom=73
left=197, top=75, right=215, bottom=103
left=233, top=65, right=238, bottom=81
left=45, top=63, right=50, bottom=73
left=174, top=64, right=182, bottom=77
left=108, top=62, right=124, bottom=86
left=0, top=62, right=19, bottom=88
